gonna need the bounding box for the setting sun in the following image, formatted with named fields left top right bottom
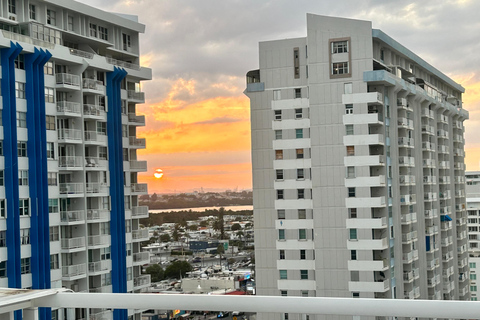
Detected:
left=154, top=169, right=164, bottom=179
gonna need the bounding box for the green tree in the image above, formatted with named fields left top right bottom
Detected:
left=245, top=222, right=253, bottom=229
left=145, top=264, right=164, bottom=282
left=164, top=261, right=192, bottom=279
left=151, top=193, right=158, bottom=202
left=199, top=221, right=208, bottom=227
left=188, top=224, right=198, bottom=231
left=160, top=234, right=171, bottom=242
left=236, top=230, right=244, bottom=238
left=172, top=224, right=180, bottom=241
left=231, top=223, right=241, bottom=231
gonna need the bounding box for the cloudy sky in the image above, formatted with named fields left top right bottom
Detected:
left=83, top=0, right=480, bottom=194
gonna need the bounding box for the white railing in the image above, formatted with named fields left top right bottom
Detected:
left=59, top=183, right=84, bottom=195
left=58, top=128, right=82, bottom=141
left=87, top=210, right=110, bottom=221
left=128, top=113, right=146, bottom=124
left=88, top=260, right=111, bottom=273
left=133, top=252, right=149, bottom=263
left=69, top=48, right=94, bottom=59
left=84, top=104, right=106, bottom=117
left=129, top=160, right=147, bottom=170
left=129, top=136, right=146, bottom=147
left=131, top=206, right=149, bottom=217
left=106, top=57, right=141, bottom=71
left=58, top=156, right=83, bottom=168
left=57, top=101, right=81, bottom=114
left=60, top=210, right=85, bottom=223
left=133, top=274, right=151, bottom=287
left=127, top=90, right=145, bottom=101
left=88, top=235, right=110, bottom=247
left=56, top=73, right=81, bottom=87
left=83, top=79, right=105, bottom=91
left=62, top=263, right=86, bottom=277
left=61, top=237, right=85, bottom=249
left=131, top=183, right=148, bottom=193
left=86, top=183, right=108, bottom=194
left=132, top=229, right=149, bottom=240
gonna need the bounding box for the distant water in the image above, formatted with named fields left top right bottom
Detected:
left=149, top=205, right=253, bottom=214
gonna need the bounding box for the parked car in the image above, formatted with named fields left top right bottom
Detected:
left=217, top=312, right=230, bottom=318
left=232, top=311, right=244, bottom=316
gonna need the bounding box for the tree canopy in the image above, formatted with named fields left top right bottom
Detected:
left=164, top=261, right=192, bottom=279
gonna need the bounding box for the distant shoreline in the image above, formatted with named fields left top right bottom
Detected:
left=149, top=205, right=253, bottom=214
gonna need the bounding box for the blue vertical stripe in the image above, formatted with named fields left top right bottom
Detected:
left=25, top=48, right=52, bottom=320
left=106, top=67, right=128, bottom=320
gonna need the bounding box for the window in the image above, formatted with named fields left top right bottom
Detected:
left=299, top=229, right=307, bottom=240
left=273, top=90, right=281, bottom=100
left=346, top=124, right=354, bottom=135
left=19, top=199, right=29, bottom=216
left=277, top=190, right=284, bottom=200
left=100, top=247, right=111, bottom=260
left=278, top=229, right=285, bottom=240
left=29, top=4, right=35, bottom=20
left=380, top=49, right=384, bottom=62
left=293, top=47, right=300, bottom=79
left=471, top=286, right=477, bottom=292
left=8, top=0, right=16, bottom=14
left=47, top=9, right=56, bottom=26
left=127, top=267, right=133, bottom=281
left=297, top=169, right=305, bottom=180
left=18, top=170, right=28, bottom=186
left=276, top=169, right=284, bottom=180
left=17, top=112, right=27, bottom=127
left=351, top=250, right=357, bottom=260
left=99, top=147, right=108, bottom=160
left=97, top=122, right=107, bottom=134
left=280, top=250, right=285, bottom=260
left=100, top=222, right=110, bottom=235
left=344, top=83, right=353, bottom=94
left=68, top=16, right=74, bottom=31
left=345, top=104, right=353, bottom=114
left=44, top=61, right=53, bottom=75
left=98, top=26, right=108, bottom=41
left=0, top=261, right=5, bottom=278
left=0, top=171, right=3, bottom=186
left=346, top=166, right=355, bottom=178
left=50, top=254, right=59, bottom=269
left=352, top=292, right=360, bottom=298
left=279, top=270, right=287, bottom=280
left=332, top=62, right=349, bottom=75
left=48, top=172, right=57, bottom=186
left=296, top=149, right=304, bottom=159
left=298, top=189, right=305, bottom=199
left=295, top=88, right=301, bottom=99
left=471, top=274, right=477, bottom=280
left=45, top=87, right=55, bottom=103
left=0, top=231, right=5, bottom=247
left=126, top=243, right=132, bottom=256
left=0, top=142, right=2, bottom=155
left=21, top=258, right=30, bottom=274
left=275, top=150, right=283, bottom=160
left=0, top=200, right=5, bottom=218
left=346, top=146, right=355, bottom=156
left=349, top=229, right=357, bottom=240
left=348, top=208, right=357, bottom=219
left=123, top=148, right=129, bottom=161
left=332, top=41, right=348, bottom=53
left=471, top=263, right=477, bottom=268
left=296, top=129, right=303, bottom=139
left=46, top=142, right=55, bottom=159
left=348, top=187, right=356, bottom=197
left=18, top=141, right=27, bottom=157
left=300, top=250, right=306, bottom=260
left=284, top=314, right=289, bottom=320
left=301, top=291, right=309, bottom=297
left=122, top=33, right=131, bottom=50
left=89, top=23, right=97, bottom=37
left=274, top=110, right=282, bottom=120
left=20, top=229, right=30, bottom=245
left=277, top=209, right=285, bottom=220
left=298, top=209, right=306, bottom=219
left=48, top=199, right=58, bottom=213
left=275, top=130, right=282, bottom=140
left=14, top=54, right=24, bottom=69
left=46, top=115, right=55, bottom=130
left=295, top=108, right=303, bottom=119
left=281, top=290, right=287, bottom=296
left=300, top=270, right=308, bottom=280
left=49, top=226, right=59, bottom=241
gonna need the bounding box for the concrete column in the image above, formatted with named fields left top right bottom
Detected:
left=0, top=311, right=14, bottom=320
left=23, top=308, right=39, bottom=320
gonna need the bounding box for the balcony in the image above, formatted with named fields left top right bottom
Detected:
left=404, top=287, right=420, bottom=299
left=348, top=280, right=389, bottom=292
left=348, top=259, right=388, bottom=271
left=422, top=141, right=435, bottom=151
left=86, top=183, right=108, bottom=195
left=84, top=104, right=106, bottom=118
left=399, top=175, right=415, bottom=185
left=422, top=109, right=435, bottom=119
left=69, top=48, right=94, bottom=59
left=88, top=260, right=112, bottom=275
left=61, top=237, right=86, bottom=251
left=131, top=183, right=148, bottom=194
left=82, top=79, right=105, bottom=93
left=401, top=212, right=417, bottom=224
left=425, top=226, right=439, bottom=236
left=402, top=250, right=418, bottom=263
left=129, top=136, right=146, bottom=148
left=346, top=238, right=388, bottom=250
left=132, top=229, right=149, bottom=242
left=423, top=175, right=436, bottom=184
left=437, top=129, right=449, bottom=139
left=400, top=194, right=416, bottom=205
left=397, top=117, right=413, bottom=129
left=345, top=196, right=386, bottom=208
left=89, top=310, right=113, bottom=320
left=427, top=258, right=440, bottom=270
left=438, top=114, right=448, bottom=124
left=89, top=285, right=112, bottom=294
left=60, top=210, right=85, bottom=225
left=88, top=235, right=111, bottom=248
left=106, top=57, right=141, bottom=71
left=422, top=125, right=435, bottom=135
left=85, top=157, right=107, bottom=169
left=127, top=90, right=145, bottom=102
left=133, top=252, right=150, bottom=266
left=398, top=137, right=414, bottom=148
left=439, top=176, right=450, bottom=184
left=344, top=175, right=385, bottom=188
left=128, top=113, right=146, bottom=125
left=342, top=92, right=383, bottom=105
left=57, top=101, right=81, bottom=116
left=424, top=192, right=437, bottom=201
left=56, top=73, right=81, bottom=90
left=59, top=156, right=83, bottom=169
left=87, top=210, right=110, bottom=221
left=438, top=161, right=450, bottom=169
left=129, top=160, right=147, bottom=171
left=62, top=263, right=86, bottom=280
left=398, top=157, right=414, bottom=167
left=344, top=155, right=384, bottom=167
left=438, top=145, right=449, bottom=154
left=58, top=128, right=82, bottom=142
left=402, top=231, right=417, bottom=244
left=59, top=183, right=84, bottom=196
left=134, top=274, right=151, bottom=289
left=422, top=158, right=436, bottom=167
left=85, top=131, right=107, bottom=144
left=346, top=217, right=387, bottom=229
left=131, top=206, right=149, bottom=218
left=424, top=209, right=438, bottom=219
left=343, top=134, right=384, bottom=146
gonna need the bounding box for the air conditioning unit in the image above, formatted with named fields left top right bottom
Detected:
left=397, top=98, right=407, bottom=106
left=71, top=284, right=79, bottom=292
left=9, top=15, right=16, bottom=21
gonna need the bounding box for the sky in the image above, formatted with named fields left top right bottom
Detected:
left=83, top=0, right=480, bottom=194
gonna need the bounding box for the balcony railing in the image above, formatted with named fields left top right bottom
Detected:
left=129, top=136, right=146, bottom=148
left=62, top=263, right=86, bottom=278
left=132, top=206, right=149, bottom=217
left=87, top=210, right=110, bottom=221
left=131, top=183, right=148, bottom=193
left=133, top=252, right=150, bottom=264
left=134, top=274, right=151, bottom=288
left=89, top=310, right=113, bottom=320
left=128, top=113, right=146, bottom=125
left=83, top=79, right=105, bottom=91
left=132, top=229, right=149, bottom=240
left=61, top=237, right=86, bottom=250
left=127, top=90, right=145, bottom=101
left=58, top=128, right=82, bottom=141
left=88, top=235, right=110, bottom=247
left=86, top=183, right=108, bottom=194
left=59, top=183, right=84, bottom=195
left=69, top=48, right=94, bottom=59
left=60, top=210, right=85, bottom=223
left=59, top=156, right=83, bottom=168
left=56, top=73, right=81, bottom=87
left=84, top=104, right=106, bottom=117
left=85, top=131, right=107, bottom=143
left=57, top=101, right=81, bottom=115
left=106, top=57, right=141, bottom=71
left=129, top=160, right=147, bottom=171
left=88, top=260, right=111, bottom=273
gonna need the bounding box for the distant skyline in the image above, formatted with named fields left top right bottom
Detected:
left=83, top=0, right=480, bottom=193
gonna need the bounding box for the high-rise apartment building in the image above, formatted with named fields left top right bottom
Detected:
left=466, top=171, right=480, bottom=300
left=0, top=1, right=151, bottom=319
left=246, top=14, right=469, bottom=320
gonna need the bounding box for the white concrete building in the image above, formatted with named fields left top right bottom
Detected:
left=0, top=1, right=151, bottom=320
left=466, top=171, right=480, bottom=300
left=246, top=14, right=469, bottom=320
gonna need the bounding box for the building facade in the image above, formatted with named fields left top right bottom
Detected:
left=466, top=171, right=480, bottom=300
left=0, top=1, right=151, bottom=319
left=246, top=14, right=469, bottom=320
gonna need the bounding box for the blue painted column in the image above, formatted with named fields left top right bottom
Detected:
left=1, top=41, right=23, bottom=320
left=106, top=67, right=128, bottom=320
left=25, top=48, right=52, bottom=320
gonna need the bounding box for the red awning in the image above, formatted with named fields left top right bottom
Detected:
left=225, top=291, right=246, bottom=295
